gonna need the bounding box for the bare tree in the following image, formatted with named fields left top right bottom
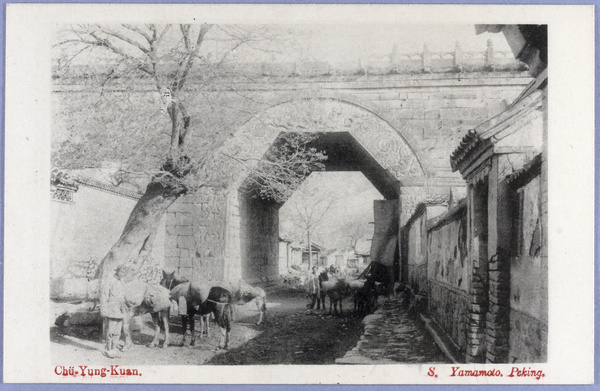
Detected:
left=282, top=181, right=339, bottom=268
left=337, top=213, right=373, bottom=255
left=232, top=133, right=327, bottom=204
left=52, top=23, right=321, bottom=282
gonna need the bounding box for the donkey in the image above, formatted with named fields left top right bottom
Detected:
left=320, top=273, right=352, bottom=316
left=121, top=282, right=172, bottom=349
left=161, top=271, right=233, bottom=349
left=83, top=279, right=171, bottom=350
left=225, top=280, right=267, bottom=325
left=161, top=271, right=268, bottom=349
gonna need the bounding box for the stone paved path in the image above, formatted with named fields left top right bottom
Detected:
left=336, top=298, right=451, bottom=364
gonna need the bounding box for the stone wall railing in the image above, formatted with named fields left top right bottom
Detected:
left=52, top=41, right=523, bottom=81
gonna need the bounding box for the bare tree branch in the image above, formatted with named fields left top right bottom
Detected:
left=98, top=25, right=151, bottom=54
left=123, top=24, right=153, bottom=44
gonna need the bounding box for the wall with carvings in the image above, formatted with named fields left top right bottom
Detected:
left=199, top=73, right=531, bottom=190
left=426, top=204, right=470, bottom=354
left=171, top=71, right=529, bottom=282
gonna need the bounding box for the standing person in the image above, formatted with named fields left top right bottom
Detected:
left=306, top=266, right=321, bottom=312
left=100, top=266, right=128, bottom=358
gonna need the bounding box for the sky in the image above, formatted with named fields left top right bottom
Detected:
left=279, top=172, right=382, bottom=251
left=58, top=24, right=513, bottom=67
left=275, top=24, right=512, bottom=63
left=212, top=24, right=514, bottom=66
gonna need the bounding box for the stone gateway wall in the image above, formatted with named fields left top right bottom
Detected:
left=164, top=188, right=228, bottom=281
left=238, top=195, right=280, bottom=283
left=426, top=203, right=469, bottom=354
left=52, top=67, right=531, bottom=287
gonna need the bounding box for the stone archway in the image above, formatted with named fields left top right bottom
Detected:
left=217, top=98, right=425, bottom=283
left=219, top=98, right=425, bottom=191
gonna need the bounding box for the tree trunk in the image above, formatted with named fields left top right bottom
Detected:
left=307, top=230, right=312, bottom=269
left=94, top=181, right=186, bottom=280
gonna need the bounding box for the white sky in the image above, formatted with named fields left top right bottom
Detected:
left=59, top=24, right=513, bottom=66
left=286, top=24, right=511, bottom=62
left=224, top=24, right=512, bottom=64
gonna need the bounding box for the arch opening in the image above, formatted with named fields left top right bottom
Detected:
left=223, top=98, right=425, bottom=283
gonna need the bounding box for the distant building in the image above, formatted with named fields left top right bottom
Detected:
left=301, top=243, right=325, bottom=266
left=278, top=237, right=302, bottom=274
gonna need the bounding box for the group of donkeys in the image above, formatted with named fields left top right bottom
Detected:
left=118, top=270, right=267, bottom=351
left=109, top=263, right=388, bottom=352
left=310, top=267, right=386, bottom=317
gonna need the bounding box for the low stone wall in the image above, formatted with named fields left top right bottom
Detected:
left=428, top=281, right=469, bottom=354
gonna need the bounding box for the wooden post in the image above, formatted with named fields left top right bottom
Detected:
left=486, top=39, right=495, bottom=68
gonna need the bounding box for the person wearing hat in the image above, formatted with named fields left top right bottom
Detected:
left=100, top=266, right=128, bottom=358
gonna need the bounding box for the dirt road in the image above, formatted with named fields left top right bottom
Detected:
left=51, top=287, right=364, bottom=366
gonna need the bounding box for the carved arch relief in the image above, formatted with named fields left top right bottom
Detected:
left=219, top=98, right=424, bottom=189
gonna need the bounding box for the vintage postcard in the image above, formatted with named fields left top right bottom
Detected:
left=3, top=3, right=595, bottom=385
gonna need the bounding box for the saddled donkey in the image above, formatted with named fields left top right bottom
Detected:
left=161, top=271, right=267, bottom=349
left=121, top=282, right=172, bottom=349
left=160, top=271, right=212, bottom=337
left=82, top=279, right=172, bottom=349
left=167, top=280, right=233, bottom=349
left=220, top=280, right=267, bottom=325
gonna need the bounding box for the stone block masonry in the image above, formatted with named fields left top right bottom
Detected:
left=165, top=189, right=228, bottom=281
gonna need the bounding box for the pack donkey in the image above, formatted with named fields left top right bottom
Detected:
left=161, top=271, right=267, bottom=350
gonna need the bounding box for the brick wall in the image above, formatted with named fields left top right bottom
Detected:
left=486, top=253, right=511, bottom=362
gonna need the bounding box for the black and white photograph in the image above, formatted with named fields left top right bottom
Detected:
left=3, top=4, right=595, bottom=384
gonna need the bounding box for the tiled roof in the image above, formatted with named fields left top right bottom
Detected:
left=403, top=194, right=450, bottom=228
left=450, top=88, right=544, bottom=174
left=450, top=129, right=490, bottom=172
left=506, top=154, right=542, bottom=188
left=52, top=169, right=143, bottom=200
left=76, top=176, right=143, bottom=200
